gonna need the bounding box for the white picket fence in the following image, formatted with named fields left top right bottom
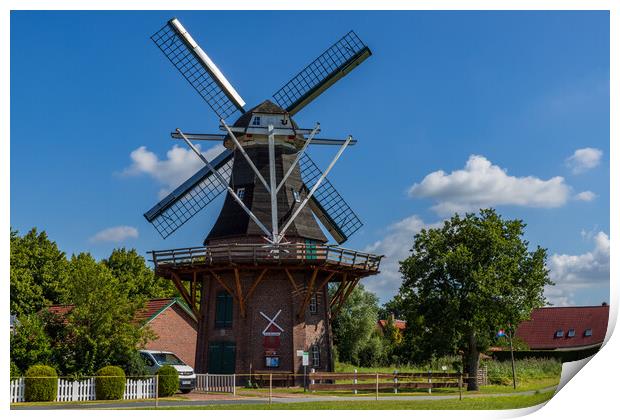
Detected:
left=10, top=376, right=156, bottom=403
left=195, top=374, right=236, bottom=394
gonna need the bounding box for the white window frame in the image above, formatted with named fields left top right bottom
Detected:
left=236, top=187, right=246, bottom=200
left=252, top=116, right=261, bottom=126
left=311, top=344, right=320, bottom=367
left=309, top=293, right=317, bottom=314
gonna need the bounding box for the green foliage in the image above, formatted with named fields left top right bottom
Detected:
left=10, top=228, right=69, bottom=316
left=398, top=209, right=552, bottom=390
left=95, top=366, right=126, bottom=400
left=157, top=365, right=179, bottom=397
left=24, top=365, right=58, bottom=402
left=482, top=358, right=561, bottom=385
left=103, top=248, right=177, bottom=299
left=330, top=284, right=384, bottom=366
left=10, top=314, right=53, bottom=373
left=10, top=360, right=21, bottom=379
left=57, top=253, right=153, bottom=376
left=357, top=333, right=386, bottom=367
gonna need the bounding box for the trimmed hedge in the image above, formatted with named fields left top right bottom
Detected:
left=157, top=365, right=179, bottom=397
left=95, top=366, right=126, bottom=400
left=24, top=365, right=58, bottom=402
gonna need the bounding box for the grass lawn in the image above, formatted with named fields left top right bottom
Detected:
left=148, top=391, right=555, bottom=410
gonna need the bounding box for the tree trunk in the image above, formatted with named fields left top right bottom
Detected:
left=465, top=331, right=480, bottom=391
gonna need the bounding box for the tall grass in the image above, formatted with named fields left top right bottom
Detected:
left=481, top=358, right=561, bottom=385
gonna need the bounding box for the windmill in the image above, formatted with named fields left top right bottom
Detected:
left=146, top=18, right=382, bottom=376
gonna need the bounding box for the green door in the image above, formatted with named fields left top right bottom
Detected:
left=208, top=342, right=236, bottom=374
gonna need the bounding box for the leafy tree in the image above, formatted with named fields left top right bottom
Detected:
left=103, top=248, right=177, bottom=299
left=10, top=314, right=53, bottom=373
left=57, top=253, right=154, bottom=375
left=330, top=284, right=383, bottom=366
left=10, top=228, right=69, bottom=316
left=398, top=209, right=551, bottom=390
left=381, top=316, right=405, bottom=365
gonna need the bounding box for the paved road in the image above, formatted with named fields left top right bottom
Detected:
left=11, top=386, right=557, bottom=410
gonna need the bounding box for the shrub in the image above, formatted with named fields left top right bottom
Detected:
left=157, top=365, right=179, bottom=397
left=10, top=361, right=21, bottom=380
left=95, top=366, right=126, bottom=400
left=24, top=365, right=58, bottom=402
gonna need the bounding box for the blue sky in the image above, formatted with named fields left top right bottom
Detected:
left=10, top=10, right=609, bottom=306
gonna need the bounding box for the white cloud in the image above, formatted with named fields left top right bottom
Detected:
left=363, top=215, right=440, bottom=302
left=546, top=231, right=610, bottom=306
left=574, top=191, right=597, bottom=202
left=90, top=226, right=139, bottom=243
left=123, top=144, right=226, bottom=198
left=408, top=155, right=571, bottom=216
left=566, top=147, right=603, bottom=174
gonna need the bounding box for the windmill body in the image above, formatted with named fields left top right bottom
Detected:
left=145, top=18, right=382, bottom=377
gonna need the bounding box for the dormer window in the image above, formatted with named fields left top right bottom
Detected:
left=584, top=328, right=593, bottom=337
left=567, top=328, right=575, bottom=338
left=252, top=116, right=261, bottom=126
left=236, top=187, right=245, bottom=200
left=292, top=189, right=301, bottom=203
left=555, top=329, right=564, bottom=338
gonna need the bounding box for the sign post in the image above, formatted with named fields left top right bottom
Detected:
left=302, top=351, right=309, bottom=391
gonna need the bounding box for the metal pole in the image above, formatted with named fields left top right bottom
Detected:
left=304, top=365, right=307, bottom=392
left=177, top=129, right=273, bottom=239
left=278, top=135, right=352, bottom=240
left=353, top=369, right=357, bottom=395
left=509, top=324, right=517, bottom=389
left=220, top=119, right=270, bottom=192
left=269, top=374, right=272, bottom=405
left=276, top=123, right=320, bottom=193
left=375, top=372, right=379, bottom=401
left=155, top=374, right=159, bottom=408
left=459, top=372, right=462, bottom=401
left=267, top=125, right=279, bottom=243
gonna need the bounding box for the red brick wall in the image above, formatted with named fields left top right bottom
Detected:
left=143, top=304, right=198, bottom=368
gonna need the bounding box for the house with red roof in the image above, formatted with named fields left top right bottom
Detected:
left=515, top=304, right=609, bottom=351
left=377, top=315, right=407, bottom=335
left=45, top=298, right=198, bottom=367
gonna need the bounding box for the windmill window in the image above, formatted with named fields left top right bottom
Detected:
left=292, top=189, right=301, bottom=203
left=584, top=328, right=593, bottom=337
left=252, top=116, right=261, bottom=126
left=215, top=291, right=233, bottom=329
left=236, top=188, right=245, bottom=200
left=309, top=293, right=317, bottom=314
left=311, top=344, right=320, bottom=367
left=554, top=329, right=564, bottom=338
left=567, top=328, right=575, bottom=338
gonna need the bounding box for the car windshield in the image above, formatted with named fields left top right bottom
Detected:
left=151, top=353, right=184, bottom=365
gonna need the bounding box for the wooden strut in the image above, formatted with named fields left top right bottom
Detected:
left=284, top=268, right=299, bottom=294
left=298, top=268, right=319, bottom=319
left=245, top=268, right=269, bottom=302
left=233, top=268, right=246, bottom=318
left=329, top=273, right=349, bottom=307
left=331, top=277, right=360, bottom=317
left=191, top=271, right=197, bottom=311
left=170, top=272, right=198, bottom=319
left=208, top=269, right=235, bottom=297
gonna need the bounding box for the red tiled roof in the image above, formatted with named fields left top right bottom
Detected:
left=377, top=319, right=406, bottom=331
left=515, top=305, right=609, bottom=350
left=45, top=298, right=188, bottom=325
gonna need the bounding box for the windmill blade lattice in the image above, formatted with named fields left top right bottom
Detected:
left=144, top=150, right=234, bottom=238
left=272, top=31, right=371, bottom=116
left=299, top=153, right=363, bottom=244
left=151, top=21, right=244, bottom=121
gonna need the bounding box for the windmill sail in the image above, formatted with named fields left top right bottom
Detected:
left=299, top=154, right=363, bottom=244
left=151, top=18, right=246, bottom=120
left=272, top=31, right=371, bottom=116
left=144, top=149, right=234, bottom=238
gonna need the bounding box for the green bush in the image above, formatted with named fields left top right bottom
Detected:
left=10, top=361, right=21, bottom=380
left=24, top=365, right=58, bottom=402
left=157, top=365, right=179, bottom=397
left=95, top=366, right=126, bottom=400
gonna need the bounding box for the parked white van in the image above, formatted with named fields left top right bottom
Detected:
left=139, top=350, right=196, bottom=393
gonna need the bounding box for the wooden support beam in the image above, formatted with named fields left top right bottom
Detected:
left=329, top=274, right=348, bottom=307
left=315, top=271, right=337, bottom=297
left=234, top=268, right=246, bottom=318
left=191, top=271, right=197, bottom=311
left=298, top=268, right=319, bottom=319
left=331, top=277, right=360, bottom=317
left=245, top=268, right=268, bottom=302
left=170, top=272, right=198, bottom=319
left=208, top=270, right=235, bottom=297
left=284, top=268, right=299, bottom=293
